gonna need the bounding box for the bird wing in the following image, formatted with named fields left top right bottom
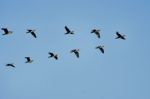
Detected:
left=54, top=55, right=58, bottom=60
left=95, top=32, right=100, bottom=38
left=1, top=28, right=8, bottom=33
left=74, top=51, right=79, bottom=58
left=49, top=52, right=54, bottom=56
left=25, top=57, right=30, bottom=61
left=65, top=26, right=71, bottom=33
left=116, top=32, right=121, bottom=37
left=31, top=32, right=36, bottom=38
left=27, top=29, right=32, bottom=33
left=100, top=48, right=104, bottom=53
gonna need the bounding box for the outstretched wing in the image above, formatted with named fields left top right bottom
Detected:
left=65, top=26, right=71, bottom=33
left=74, top=51, right=79, bottom=58
left=54, top=55, right=58, bottom=60
left=25, top=57, right=30, bottom=61
left=1, top=28, right=8, bottom=33
left=100, top=48, right=104, bottom=53
left=49, top=52, right=54, bottom=57
left=31, top=32, right=36, bottom=38
left=27, top=29, right=32, bottom=33
left=116, top=32, right=121, bottom=37
left=95, top=32, right=100, bottom=38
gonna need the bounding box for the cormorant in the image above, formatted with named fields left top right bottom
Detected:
left=70, top=49, right=80, bottom=58
left=6, top=63, right=15, bottom=68
left=1, top=28, right=13, bottom=35
left=48, top=52, right=58, bottom=60
left=115, top=32, right=126, bottom=40
left=64, top=26, right=74, bottom=35
left=96, top=45, right=104, bottom=54
left=25, top=57, right=33, bottom=63
left=91, top=29, right=100, bottom=38
left=26, top=29, right=37, bottom=38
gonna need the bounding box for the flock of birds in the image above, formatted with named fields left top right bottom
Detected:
left=1, top=26, right=126, bottom=68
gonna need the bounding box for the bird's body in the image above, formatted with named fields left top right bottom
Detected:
left=65, top=26, right=74, bottom=35
left=26, top=29, right=37, bottom=38
left=6, top=63, right=15, bottom=68
left=91, top=29, right=100, bottom=38
left=25, top=57, right=33, bottom=63
left=115, top=32, right=126, bottom=40
left=1, top=28, right=13, bottom=35
left=48, top=52, right=58, bottom=60
left=96, top=45, right=104, bottom=54
left=70, top=49, right=80, bottom=58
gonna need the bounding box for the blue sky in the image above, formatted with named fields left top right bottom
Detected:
left=0, top=0, right=150, bottom=99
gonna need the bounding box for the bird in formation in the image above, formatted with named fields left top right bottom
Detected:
left=48, top=52, right=58, bottom=60
left=1, top=28, right=13, bottom=35
left=70, top=49, right=80, bottom=58
left=6, top=63, right=15, bottom=68
left=91, top=29, right=100, bottom=38
left=26, top=29, right=37, bottom=38
left=115, top=32, right=126, bottom=40
left=96, top=45, right=104, bottom=54
left=25, top=57, right=33, bottom=63
left=64, top=26, right=74, bottom=35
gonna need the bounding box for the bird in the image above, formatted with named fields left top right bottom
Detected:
left=1, top=28, right=13, bottom=35
left=25, top=57, right=33, bottom=63
left=115, top=32, right=126, bottom=40
left=70, top=49, right=80, bottom=58
left=48, top=52, right=58, bottom=60
left=91, top=29, right=100, bottom=38
left=26, top=29, right=37, bottom=38
left=64, top=26, right=74, bottom=35
left=96, top=45, right=104, bottom=54
left=6, top=63, right=15, bottom=68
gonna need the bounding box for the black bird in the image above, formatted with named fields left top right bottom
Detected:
left=48, top=52, right=58, bottom=60
left=26, top=29, right=37, bottom=38
left=96, top=45, right=104, bottom=54
left=115, top=32, right=126, bottom=40
left=70, top=49, right=80, bottom=58
left=6, top=63, right=15, bottom=68
left=25, top=57, right=33, bottom=63
left=1, top=28, right=13, bottom=35
left=64, top=26, right=74, bottom=35
left=91, top=29, right=100, bottom=38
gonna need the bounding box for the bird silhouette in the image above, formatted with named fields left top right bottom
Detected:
left=115, top=32, right=126, bottom=40
left=26, top=29, right=37, bottom=38
left=25, top=57, right=33, bottom=63
left=91, top=29, right=100, bottom=38
left=96, top=45, right=104, bottom=54
left=6, top=63, right=15, bottom=68
left=70, top=49, right=80, bottom=58
left=48, top=52, right=58, bottom=60
left=1, top=28, right=13, bottom=35
left=64, top=26, right=74, bottom=35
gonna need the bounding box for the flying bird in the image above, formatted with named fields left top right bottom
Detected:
left=64, top=26, right=74, bottom=35
left=91, top=29, right=100, bottom=38
left=25, top=57, right=33, bottom=63
left=1, top=28, right=13, bottom=35
left=96, top=45, right=104, bottom=54
left=26, top=29, right=37, bottom=38
left=115, top=32, right=126, bottom=40
left=48, top=52, right=58, bottom=60
left=70, top=49, right=80, bottom=58
left=6, top=63, right=15, bottom=68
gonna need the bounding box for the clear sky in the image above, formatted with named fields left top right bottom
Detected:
left=0, top=0, right=150, bottom=99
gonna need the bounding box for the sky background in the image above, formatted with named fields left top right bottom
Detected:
left=0, top=0, right=150, bottom=99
